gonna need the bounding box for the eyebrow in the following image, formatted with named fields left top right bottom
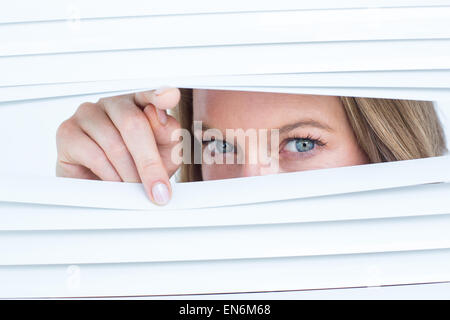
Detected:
left=278, top=119, right=333, bottom=135
left=198, top=120, right=333, bottom=135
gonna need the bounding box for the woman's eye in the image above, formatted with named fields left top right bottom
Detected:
left=283, top=138, right=316, bottom=153
left=206, top=140, right=235, bottom=154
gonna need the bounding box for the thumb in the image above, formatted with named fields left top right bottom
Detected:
left=143, top=104, right=184, bottom=177
left=134, top=87, right=181, bottom=110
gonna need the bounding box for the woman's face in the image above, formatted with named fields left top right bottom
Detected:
left=193, top=89, right=369, bottom=181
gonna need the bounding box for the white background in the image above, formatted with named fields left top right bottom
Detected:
left=0, top=94, right=449, bottom=178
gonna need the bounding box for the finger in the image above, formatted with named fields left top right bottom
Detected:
left=99, top=97, right=172, bottom=205
left=56, top=120, right=121, bottom=182
left=56, top=161, right=100, bottom=180
left=134, top=87, right=181, bottom=110
left=143, top=104, right=183, bottom=176
left=74, top=102, right=141, bottom=183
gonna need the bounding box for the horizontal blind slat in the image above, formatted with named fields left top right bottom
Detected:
left=1, top=182, right=449, bottom=231
left=2, top=0, right=449, bottom=24
left=2, top=214, right=450, bottom=265
left=2, top=7, right=450, bottom=57
left=2, top=40, right=450, bottom=87
left=2, top=70, right=450, bottom=103
left=1, top=1, right=449, bottom=299
left=200, top=86, right=450, bottom=101
left=0, top=156, right=448, bottom=210
left=1, top=248, right=450, bottom=298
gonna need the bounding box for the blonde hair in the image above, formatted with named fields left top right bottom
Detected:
left=174, top=89, right=447, bottom=182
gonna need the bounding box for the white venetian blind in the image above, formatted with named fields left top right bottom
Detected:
left=1, top=1, right=450, bottom=298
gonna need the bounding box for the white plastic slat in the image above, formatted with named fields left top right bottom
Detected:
left=2, top=0, right=449, bottom=24
left=1, top=248, right=450, bottom=298
left=0, top=182, right=449, bottom=231
left=1, top=1, right=449, bottom=300
left=2, top=7, right=450, bottom=57
left=0, top=156, right=449, bottom=210
left=2, top=70, right=450, bottom=103
left=2, top=214, right=450, bottom=266
left=2, top=39, right=450, bottom=87
left=201, top=86, right=450, bottom=101
left=195, top=70, right=450, bottom=89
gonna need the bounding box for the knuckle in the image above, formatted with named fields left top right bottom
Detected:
left=106, top=140, right=129, bottom=158
left=121, top=109, right=149, bottom=132
left=56, top=119, right=76, bottom=140
left=90, top=152, right=108, bottom=173
left=76, top=102, right=96, bottom=116
left=97, top=96, right=111, bottom=106
left=98, top=94, right=131, bottom=108
left=73, top=102, right=98, bottom=123
left=140, top=157, right=164, bottom=175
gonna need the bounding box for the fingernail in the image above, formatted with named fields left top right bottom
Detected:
left=152, top=182, right=170, bottom=205
left=154, top=86, right=172, bottom=96
left=156, top=108, right=167, bottom=125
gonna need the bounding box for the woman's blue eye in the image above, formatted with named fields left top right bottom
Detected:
left=206, top=140, right=235, bottom=154
left=284, top=138, right=316, bottom=153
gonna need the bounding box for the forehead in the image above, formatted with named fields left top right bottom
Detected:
left=192, top=89, right=346, bottom=130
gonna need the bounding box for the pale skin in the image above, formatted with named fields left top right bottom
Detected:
left=56, top=88, right=369, bottom=205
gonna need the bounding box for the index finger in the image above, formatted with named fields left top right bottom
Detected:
left=134, top=87, right=181, bottom=110
left=99, top=96, right=172, bottom=205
